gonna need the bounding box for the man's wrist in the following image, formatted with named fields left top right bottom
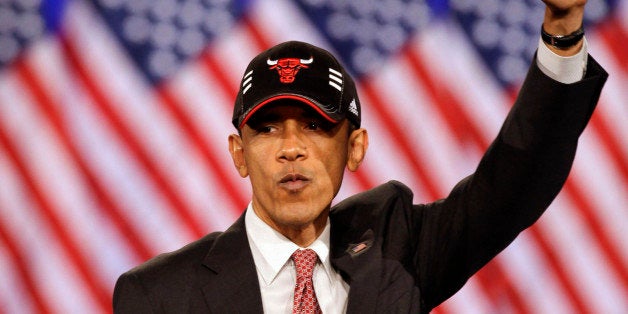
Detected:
left=542, top=5, right=585, bottom=56
left=541, top=24, right=584, bottom=49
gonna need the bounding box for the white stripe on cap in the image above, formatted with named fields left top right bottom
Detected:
left=329, top=68, right=343, bottom=92
left=242, top=70, right=253, bottom=94
left=329, top=81, right=342, bottom=91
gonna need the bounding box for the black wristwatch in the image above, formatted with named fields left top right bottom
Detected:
left=541, top=24, right=585, bottom=49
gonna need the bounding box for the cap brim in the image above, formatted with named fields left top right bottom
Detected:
left=238, top=94, right=339, bottom=129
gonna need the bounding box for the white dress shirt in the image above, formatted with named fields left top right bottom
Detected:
left=243, top=37, right=588, bottom=314
left=245, top=203, right=349, bottom=314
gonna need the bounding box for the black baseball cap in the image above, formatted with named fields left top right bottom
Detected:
left=232, top=41, right=361, bottom=129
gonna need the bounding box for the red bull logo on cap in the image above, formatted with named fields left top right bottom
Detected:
left=267, top=57, right=313, bottom=83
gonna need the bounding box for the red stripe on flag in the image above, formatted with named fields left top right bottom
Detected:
left=348, top=162, right=379, bottom=191
left=155, top=86, right=248, bottom=213
left=0, top=111, right=110, bottom=312
left=14, top=58, right=154, bottom=263
left=590, top=112, right=628, bottom=193
left=597, top=17, right=628, bottom=72
left=0, top=209, right=51, bottom=314
left=59, top=35, right=204, bottom=238
left=360, top=81, right=444, bottom=199
left=401, top=53, right=486, bottom=149
left=242, top=15, right=272, bottom=53
left=526, top=224, right=590, bottom=313
left=199, top=53, right=237, bottom=104
left=562, top=180, right=628, bottom=291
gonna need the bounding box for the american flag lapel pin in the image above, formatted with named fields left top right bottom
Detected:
left=351, top=242, right=368, bottom=253
left=349, top=241, right=371, bottom=256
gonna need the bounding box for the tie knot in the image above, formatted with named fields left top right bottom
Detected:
left=291, top=249, right=318, bottom=279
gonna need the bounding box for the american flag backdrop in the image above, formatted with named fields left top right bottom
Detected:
left=0, top=0, right=626, bottom=313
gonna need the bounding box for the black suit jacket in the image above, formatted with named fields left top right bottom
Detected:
left=113, top=57, right=607, bottom=313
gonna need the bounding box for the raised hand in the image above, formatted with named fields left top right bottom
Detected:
left=542, top=0, right=586, bottom=33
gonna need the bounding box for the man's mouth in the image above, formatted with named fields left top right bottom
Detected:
left=278, top=173, right=310, bottom=191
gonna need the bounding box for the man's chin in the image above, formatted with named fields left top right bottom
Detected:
left=275, top=206, right=327, bottom=226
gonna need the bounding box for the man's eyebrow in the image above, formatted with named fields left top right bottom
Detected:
left=249, top=111, right=280, bottom=124
left=293, top=106, right=328, bottom=120
left=302, top=110, right=324, bottom=120
left=251, top=107, right=323, bottom=124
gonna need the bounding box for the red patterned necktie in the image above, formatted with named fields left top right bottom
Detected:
left=291, top=249, right=322, bottom=314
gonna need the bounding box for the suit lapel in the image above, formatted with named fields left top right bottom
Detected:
left=200, top=215, right=264, bottom=314
left=331, top=228, right=381, bottom=314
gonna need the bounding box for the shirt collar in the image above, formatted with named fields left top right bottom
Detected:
left=244, top=202, right=333, bottom=286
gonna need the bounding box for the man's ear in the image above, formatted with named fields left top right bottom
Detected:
left=228, top=134, right=248, bottom=178
left=347, top=128, right=368, bottom=172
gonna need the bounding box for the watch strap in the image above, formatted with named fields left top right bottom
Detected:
left=541, top=24, right=585, bottom=49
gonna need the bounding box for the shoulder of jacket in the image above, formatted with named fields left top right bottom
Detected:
left=339, top=179, right=412, bottom=203
left=331, top=180, right=414, bottom=215
left=122, top=231, right=222, bottom=280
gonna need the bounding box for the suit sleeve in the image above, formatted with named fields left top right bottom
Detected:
left=415, top=55, right=608, bottom=309
left=113, top=272, right=155, bottom=314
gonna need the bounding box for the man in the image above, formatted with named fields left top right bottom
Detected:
left=113, top=0, right=608, bottom=313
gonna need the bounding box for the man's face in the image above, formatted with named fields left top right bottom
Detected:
left=229, top=101, right=367, bottom=236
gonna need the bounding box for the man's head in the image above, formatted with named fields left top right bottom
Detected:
left=228, top=41, right=368, bottom=245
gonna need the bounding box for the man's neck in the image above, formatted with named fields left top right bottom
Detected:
left=271, top=213, right=329, bottom=247
left=251, top=205, right=329, bottom=247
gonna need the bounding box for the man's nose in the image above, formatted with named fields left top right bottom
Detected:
left=276, top=124, right=307, bottom=162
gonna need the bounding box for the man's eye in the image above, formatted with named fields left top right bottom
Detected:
left=257, top=125, right=275, bottom=133
left=306, top=121, right=320, bottom=130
